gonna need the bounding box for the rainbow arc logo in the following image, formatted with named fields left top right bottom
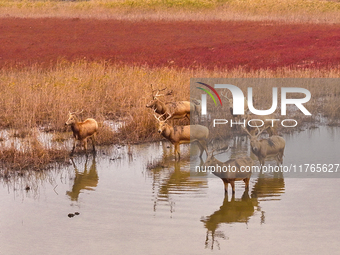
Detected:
left=196, top=82, right=223, bottom=106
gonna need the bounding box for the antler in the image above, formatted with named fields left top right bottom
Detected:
left=153, top=114, right=162, bottom=122
left=221, top=90, right=233, bottom=103
left=154, top=87, right=167, bottom=98
left=69, top=109, right=84, bottom=115
left=241, top=125, right=253, bottom=137
left=221, top=90, right=230, bottom=99
left=163, top=114, right=172, bottom=122
left=153, top=113, right=167, bottom=122
left=255, top=126, right=266, bottom=137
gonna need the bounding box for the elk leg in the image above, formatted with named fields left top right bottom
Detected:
left=223, top=179, right=229, bottom=194
left=174, top=144, right=180, bottom=160
left=244, top=178, right=250, bottom=190
left=83, top=139, right=88, bottom=153
left=196, top=142, right=204, bottom=158
left=71, top=139, right=77, bottom=155
left=275, top=155, right=280, bottom=166
left=260, top=158, right=265, bottom=167
left=279, top=150, right=284, bottom=164
left=199, top=140, right=208, bottom=157
left=91, top=134, right=96, bottom=153
left=230, top=181, right=235, bottom=194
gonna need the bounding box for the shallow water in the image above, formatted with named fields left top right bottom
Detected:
left=1, top=126, right=339, bottom=255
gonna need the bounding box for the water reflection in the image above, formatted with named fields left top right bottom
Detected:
left=66, top=156, right=98, bottom=201
left=147, top=157, right=207, bottom=213
left=1, top=127, right=340, bottom=255
left=201, top=172, right=285, bottom=250
left=252, top=172, right=285, bottom=201
left=201, top=191, right=257, bottom=250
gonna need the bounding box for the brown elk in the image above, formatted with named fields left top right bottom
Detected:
left=65, top=111, right=98, bottom=155
left=242, top=127, right=285, bottom=166
left=154, top=114, right=209, bottom=160
left=146, top=87, right=192, bottom=125
left=203, top=149, right=253, bottom=194
left=190, top=98, right=202, bottom=122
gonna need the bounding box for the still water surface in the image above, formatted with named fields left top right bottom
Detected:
left=1, top=126, right=339, bottom=255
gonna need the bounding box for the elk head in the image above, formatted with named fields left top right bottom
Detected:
left=65, top=110, right=83, bottom=126
left=242, top=126, right=265, bottom=153
left=146, top=85, right=168, bottom=108
left=154, top=113, right=170, bottom=134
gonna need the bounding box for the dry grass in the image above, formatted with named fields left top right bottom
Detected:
left=0, top=61, right=339, bottom=171
left=0, top=132, right=69, bottom=172
left=0, top=61, right=339, bottom=132
left=0, top=0, right=340, bottom=23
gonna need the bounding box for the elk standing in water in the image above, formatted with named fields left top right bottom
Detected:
left=203, top=149, right=253, bottom=194
left=154, top=114, right=209, bottom=160
left=65, top=111, right=98, bottom=155
left=243, top=127, right=285, bottom=166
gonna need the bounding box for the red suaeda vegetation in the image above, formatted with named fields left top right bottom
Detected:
left=0, top=18, right=339, bottom=70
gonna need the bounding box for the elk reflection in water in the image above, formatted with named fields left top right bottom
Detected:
left=66, top=156, right=98, bottom=201
left=201, top=173, right=285, bottom=250
left=147, top=157, right=207, bottom=212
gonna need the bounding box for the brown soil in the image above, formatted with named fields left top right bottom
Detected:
left=0, top=17, right=340, bottom=69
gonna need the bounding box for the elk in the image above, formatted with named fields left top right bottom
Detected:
left=203, top=149, right=253, bottom=194
left=146, top=86, right=192, bottom=125
left=190, top=98, right=201, bottom=122
left=154, top=114, right=209, bottom=160
left=242, top=126, right=285, bottom=166
left=65, top=111, right=98, bottom=155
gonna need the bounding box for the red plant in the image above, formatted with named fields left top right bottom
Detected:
left=0, top=18, right=339, bottom=70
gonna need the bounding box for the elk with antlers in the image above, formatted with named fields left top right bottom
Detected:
left=154, top=114, right=209, bottom=160
left=65, top=110, right=98, bottom=155
left=203, top=148, right=253, bottom=194
left=146, top=86, right=193, bottom=125
left=242, top=126, right=285, bottom=166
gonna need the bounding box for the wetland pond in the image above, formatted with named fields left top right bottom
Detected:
left=1, top=126, right=339, bottom=255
